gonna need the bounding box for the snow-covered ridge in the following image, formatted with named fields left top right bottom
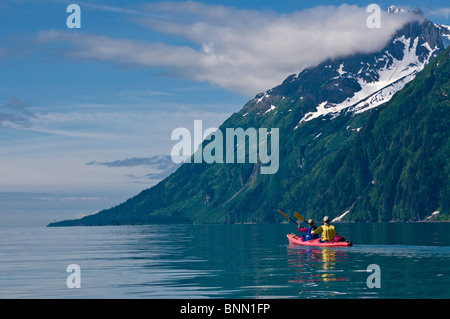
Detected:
left=297, top=35, right=439, bottom=126
left=387, top=5, right=407, bottom=14
left=435, top=24, right=450, bottom=45
left=435, top=24, right=450, bottom=38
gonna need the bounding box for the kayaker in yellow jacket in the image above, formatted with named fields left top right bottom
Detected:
left=311, top=216, right=336, bottom=242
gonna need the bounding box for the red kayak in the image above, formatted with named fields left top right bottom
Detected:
left=287, top=233, right=353, bottom=247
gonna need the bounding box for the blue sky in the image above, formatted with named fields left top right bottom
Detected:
left=1, top=0, right=449, bottom=226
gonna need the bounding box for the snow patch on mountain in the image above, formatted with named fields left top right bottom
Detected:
left=265, top=105, right=276, bottom=113
left=435, top=24, right=450, bottom=48
left=350, top=72, right=417, bottom=114
left=436, top=24, right=450, bottom=39
left=255, top=92, right=270, bottom=104
left=332, top=209, right=351, bottom=222
left=387, top=5, right=407, bottom=14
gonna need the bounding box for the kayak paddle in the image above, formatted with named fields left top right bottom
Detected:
left=294, top=212, right=305, bottom=222
left=278, top=210, right=300, bottom=226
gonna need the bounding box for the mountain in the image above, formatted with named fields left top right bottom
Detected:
left=243, top=9, right=442, bottom=126
left=48, top=9, right=449, bottom=226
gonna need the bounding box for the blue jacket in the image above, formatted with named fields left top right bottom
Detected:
left=298, top=226, right=319, bottom=241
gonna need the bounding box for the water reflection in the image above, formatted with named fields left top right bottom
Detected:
left=287, top=247, right=349, bottom=283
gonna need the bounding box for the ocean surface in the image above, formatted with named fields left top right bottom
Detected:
left=1, top=223, right=450, bottom=299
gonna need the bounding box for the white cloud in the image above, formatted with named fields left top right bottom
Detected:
left=425, top=7, right=450, bottom=19
left=36, top=2, right=418, bottom=96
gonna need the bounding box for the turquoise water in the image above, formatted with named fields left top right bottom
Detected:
left=1, top=223, right=449, bottom=299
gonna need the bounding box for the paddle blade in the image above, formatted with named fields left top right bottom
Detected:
left=278, top=210, right=289, bottom=219
left=294, top=212, right=305, bottom=221
left=279, top=210, right=300, bottom=226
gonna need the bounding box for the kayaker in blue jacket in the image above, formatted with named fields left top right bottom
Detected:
left=298, top=219, right=319, bottom=241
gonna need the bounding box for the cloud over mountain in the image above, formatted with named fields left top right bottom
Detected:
left=37, top=2, right=419, bottom=96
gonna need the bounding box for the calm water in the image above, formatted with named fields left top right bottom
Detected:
left=1, top=223, right=450, bottom=299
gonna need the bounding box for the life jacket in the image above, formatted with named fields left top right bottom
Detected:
left=315, top=224, right=336, bottom=241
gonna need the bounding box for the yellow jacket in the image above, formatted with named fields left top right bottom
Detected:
left=314, top=224, right=336, bottom=241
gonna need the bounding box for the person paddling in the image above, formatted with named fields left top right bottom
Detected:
left=311, top=216, right=337, bottom=242
left=298, top=219, right=319, bottom=241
